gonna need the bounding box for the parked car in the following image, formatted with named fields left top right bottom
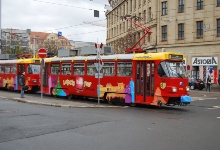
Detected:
left=188, top=78, right=205, bottom=90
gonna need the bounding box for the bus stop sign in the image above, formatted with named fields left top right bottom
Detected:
left=38, top=48, right=47, bottom=59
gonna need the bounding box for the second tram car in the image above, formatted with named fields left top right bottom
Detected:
left=42, top=52, right=191, bottom=106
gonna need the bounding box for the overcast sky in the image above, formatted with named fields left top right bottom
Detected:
left=2, top=0, right=109, bottom=44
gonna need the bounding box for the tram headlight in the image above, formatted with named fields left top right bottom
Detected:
left=172, top=87, right=177, bottom=92
left=32, top=79, right=37, bottom=83
left=186, top=86, right=190, bottom=91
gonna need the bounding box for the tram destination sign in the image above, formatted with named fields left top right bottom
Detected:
left=169, top=54, right=183, bottom=60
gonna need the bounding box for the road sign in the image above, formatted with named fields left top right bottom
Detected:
left=38, top=48, right=47, bottom=59
left=209, top=68, right=213, bottom=74
left=94, top=62, right=103, bottom=72
left=187, top=65, right=190, bottom=70
left=58, top=31, right=62, bottom=36
left=95, top=73, right=103, bottom=78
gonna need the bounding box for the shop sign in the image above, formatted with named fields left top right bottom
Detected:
left=192, top=57, right=218, bottom=66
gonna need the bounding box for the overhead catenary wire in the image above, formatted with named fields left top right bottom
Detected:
left=32, top=0, right=106, bottom=11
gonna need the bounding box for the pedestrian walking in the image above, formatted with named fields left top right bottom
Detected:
left=206, top=75, right=212, bottom=92
left=19, top=72, right=26, bottom=98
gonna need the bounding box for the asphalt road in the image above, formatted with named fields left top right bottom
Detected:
left=0, top=97, right=219, bottom=150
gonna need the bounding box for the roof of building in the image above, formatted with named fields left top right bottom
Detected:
left=30, top=32, right=70, bottom=44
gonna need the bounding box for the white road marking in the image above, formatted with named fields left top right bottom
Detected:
left=192, top=97, right=218, bottom=101
left=207, top=106, right=220, bottom=110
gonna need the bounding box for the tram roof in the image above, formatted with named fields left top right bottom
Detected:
left=0, top=59, right=18, bottom=64
left=116, top=54, right=135, bottom=60
left=87, top=54, right=135, bottom=61
left=133, top=52, right=184, bottom=60
left=43, top=52, right=183, bottom=63
left=17, top=58, right=40, bottom=64
left=73, top=56, right=88, bottom=61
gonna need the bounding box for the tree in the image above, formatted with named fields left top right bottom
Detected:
left=43, top=39, right=61, bottom=56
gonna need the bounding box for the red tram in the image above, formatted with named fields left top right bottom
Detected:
left=0, top=58, right=41, bottom=93
left=42, top=52, right=191, bottom=106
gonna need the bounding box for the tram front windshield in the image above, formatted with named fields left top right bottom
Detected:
left=28, top=64, right=40, bottom=74
left=158, top=61, right=186, bottom=78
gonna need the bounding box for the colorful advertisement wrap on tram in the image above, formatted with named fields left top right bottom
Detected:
left=42, top=52, right=191, bottom=106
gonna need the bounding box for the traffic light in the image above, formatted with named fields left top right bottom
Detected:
left=94, top=10, right=99, bottom=17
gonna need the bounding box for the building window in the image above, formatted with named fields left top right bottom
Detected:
left=148, top=7, right=152, bottom=21
left=162, top=1, right=167, bottom=15
left=178, top=23, right=184, bottom=40
left=139, top=0, right=141, bottom=7
left=178, top=0, right=184, bottom=13
left=161, top=25, right=167, bottom=41
left=217, top=0, right=220, bottom=7
left=196, top=21, right=203, bottom=38
left=143, top=10, right=146, bottom=23
left=197, top=0, right=203, bottom=10
left=134, top=0, right=136, bottom=9
left=217, top=19, right=220, bottom=37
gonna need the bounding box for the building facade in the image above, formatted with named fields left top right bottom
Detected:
left=30, top=32, right=73, bottom=56
left=106, top=0, right=220, bottom=84
left=1, top=28, right=31, bottom=54
left=1, top=29, right=73, bottom=57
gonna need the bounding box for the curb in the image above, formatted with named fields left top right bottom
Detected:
left=8, top=97, right=124, bottom=108
left=1, top=95, right=219, bottom=108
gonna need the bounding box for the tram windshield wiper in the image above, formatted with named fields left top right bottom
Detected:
left=176, top=73, right=183, bottom=79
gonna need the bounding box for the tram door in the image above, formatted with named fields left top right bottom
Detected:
left=136, top=62, right=154, bottom=103
left=43, top=63, right=49, bottom=92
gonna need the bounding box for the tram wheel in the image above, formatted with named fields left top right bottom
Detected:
left=107, top=100, right=113, bottom=105
left=130, top=103, right=136, bottom=107
left=51, top=88, right=57, bottom=97
left=107, top=98, right=115, bottom=105
left=67, top=94, right=72, bottom=100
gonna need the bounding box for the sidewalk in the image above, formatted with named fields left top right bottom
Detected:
left=0, top=87, right=219, bottom=108
left=189, top=84, right=220, bottom=100
left=0, top=90, right=120, bottom=108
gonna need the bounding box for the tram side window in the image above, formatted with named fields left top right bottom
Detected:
left=74, top=63, right=84, bottom=75
left=62, top=64, right=71, bottom=75
left=11, top=64, right=16, bottom=74
left=51, top=64, right=60, bottom=75
left=0, top=66, right=3, bottom=74
left=87, top=63, right=97, bottom=76
left=117, top=62, right=132, bottom=76
left=103, top=63, right=114, bottom=76
left=5, top=65, right=10, bottom=74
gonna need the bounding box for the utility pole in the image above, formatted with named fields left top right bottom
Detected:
left=33, top=34, right=36, bottom=58
left=0, top=0, right=2, bottom=54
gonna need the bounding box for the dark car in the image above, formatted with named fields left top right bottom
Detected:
left=189, top=78, right=205, bottom=90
